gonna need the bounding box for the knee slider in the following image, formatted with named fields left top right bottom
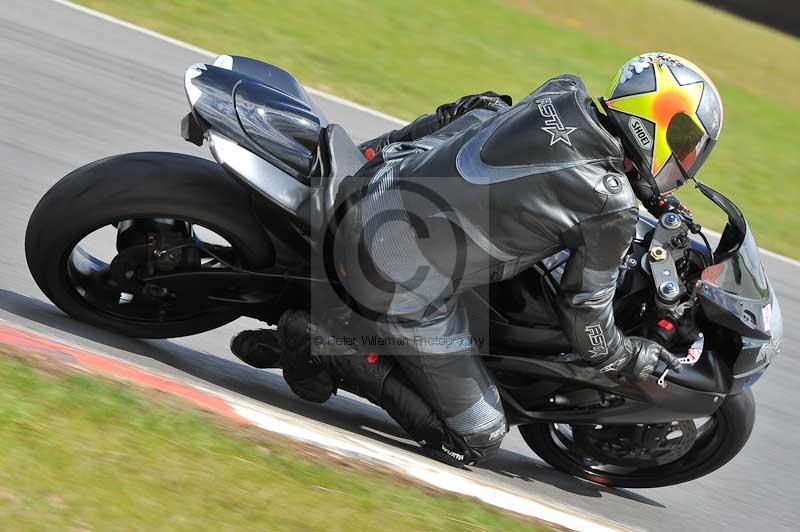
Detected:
left=445, top=385, right=507, bottom=461
left=460, top=416, right=507, bottom=462
left=433, top=417, right=506, bottom=467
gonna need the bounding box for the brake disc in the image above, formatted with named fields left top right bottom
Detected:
left=572, top=420, right=697, bottom=467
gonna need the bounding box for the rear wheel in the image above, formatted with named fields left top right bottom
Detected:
left=519, top=389, right=755, bottom=488
left=25, top=152, right=275, bottom=338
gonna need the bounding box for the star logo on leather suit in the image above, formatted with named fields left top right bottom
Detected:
left=541, top=124, right=578, bottom=146
left=536, top=97, right=578, bottom=147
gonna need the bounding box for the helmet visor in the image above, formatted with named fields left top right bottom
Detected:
left=666, top=112, right=710, bottom=177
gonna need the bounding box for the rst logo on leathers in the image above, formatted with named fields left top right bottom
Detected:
left=585, top=323, right=608, bottom=359
left=536, top=97, right=577, bottom=147
left=628, top=116, right=653, bottom=150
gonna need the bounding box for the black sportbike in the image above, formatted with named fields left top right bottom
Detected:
left=25, top=55, right=782, bottom=488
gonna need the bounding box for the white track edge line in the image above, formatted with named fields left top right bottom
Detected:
left=50, top=0, right=798, bottom=269
left=0, top=316, right=623, bottom=532
left=229, top=401, right=624, bottom=532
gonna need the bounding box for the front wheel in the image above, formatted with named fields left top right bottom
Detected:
left=519, top=389, right=755, bottom=488
left=25, top=152, right=275, bottom=339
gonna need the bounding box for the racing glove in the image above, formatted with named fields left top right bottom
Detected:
left=599, top=337, right=682, bottom=381
left=434, top=91, right=512, bottom=125
left=359, top=91, right=511, bottom=157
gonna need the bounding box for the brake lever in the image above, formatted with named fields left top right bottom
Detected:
left=656, top=334, right=704, bottom=388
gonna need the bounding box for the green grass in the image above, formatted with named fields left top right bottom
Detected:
left=0, top=351, right=543, bottom=531
left=77, top=0, right=800, bottom=258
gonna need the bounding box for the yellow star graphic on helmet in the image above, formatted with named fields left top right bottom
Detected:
left=606, top=63, right=704, bottom=175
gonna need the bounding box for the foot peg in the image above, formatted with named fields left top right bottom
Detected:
left=230, top=329, right=282, bottom=369
left=657, top=368, right=670, bottom=388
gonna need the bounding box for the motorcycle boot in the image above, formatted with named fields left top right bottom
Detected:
left=229, top=328, right=282, bottom=369
left=277, top=310, right=337, bottom=403
left=279, top=309, right=395, bottom=404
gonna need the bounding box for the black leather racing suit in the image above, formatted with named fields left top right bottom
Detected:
left=330, top=76, right=638, bottom=463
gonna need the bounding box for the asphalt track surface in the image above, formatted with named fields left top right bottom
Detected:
left=1, top=2, right=798, bottom=530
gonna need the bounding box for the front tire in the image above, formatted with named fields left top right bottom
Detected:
left=519, top=389, right=756, bottom=488
left=25, top=152, right=274, bottom=338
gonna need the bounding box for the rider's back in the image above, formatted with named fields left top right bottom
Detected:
left=380, top=75, right=637, bottom=292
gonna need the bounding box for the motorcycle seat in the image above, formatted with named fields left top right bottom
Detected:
left=299, top=124, right=367, bottom=230
left=322, top=124, right=367, bottom=214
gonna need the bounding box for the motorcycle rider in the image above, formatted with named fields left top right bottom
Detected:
left=232, top=52, right=723, bottom=466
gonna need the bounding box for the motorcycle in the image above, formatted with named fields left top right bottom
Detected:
left=25, top=55, right=782, bottom=488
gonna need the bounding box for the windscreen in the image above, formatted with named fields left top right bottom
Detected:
left=701, top=228, right=769, bottom=301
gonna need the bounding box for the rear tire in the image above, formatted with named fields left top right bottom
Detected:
left=520, top=389, right=756, bottom=488
left=25, top=152, right=275, bottom=338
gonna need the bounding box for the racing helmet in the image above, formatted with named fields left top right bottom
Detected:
left=600, top=52, right=723, bottom=196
